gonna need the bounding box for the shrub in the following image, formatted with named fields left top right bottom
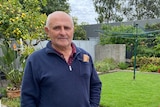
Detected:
left=131, top=56, right=160, bottom=68
left=0, top=87, right=6, bottom=96
left=118, top=62, right=129, bottom=70
left=94, top=58, right=118, bottom=72
left=2, top=97, right=20, bottom=107
left=95, top=62, right=111, bottom=72
left=140, top=64, right=160, bottom=72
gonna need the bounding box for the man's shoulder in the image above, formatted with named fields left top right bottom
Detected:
left=28, top=48, right=46, bottom=60
left=76, top=47, right=92, bottom=59
left=76, top=47, right=88, bottom=54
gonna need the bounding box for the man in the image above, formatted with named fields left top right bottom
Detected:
left=21, top=11, right=101, bottom=107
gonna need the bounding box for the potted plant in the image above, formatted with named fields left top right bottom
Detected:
left=0, top=43, right=24, bottom=98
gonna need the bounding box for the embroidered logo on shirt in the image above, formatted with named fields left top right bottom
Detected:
left=83, top=54, right=89, bottom=62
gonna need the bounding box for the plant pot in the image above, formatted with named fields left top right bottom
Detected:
left=6, top=89, right=21, bottom=98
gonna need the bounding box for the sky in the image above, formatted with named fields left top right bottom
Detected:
left=68, top=0, right=98, bottom=24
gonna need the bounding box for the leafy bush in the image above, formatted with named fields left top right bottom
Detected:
left=131, top=56, right=160, bottom=67
left=140, top=64, right=160, bottom=72
left=118, top=62, right=129, bottom=70
left=94, top=58, right=118, bottom=72
left=2, top=97, right=20, bottom=107
left=130, top=56, right=160, bottom=72
left=0, top=87, right=6, bottom=96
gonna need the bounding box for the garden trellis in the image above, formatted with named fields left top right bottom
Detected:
left=96, top=23, right=160, bottom=80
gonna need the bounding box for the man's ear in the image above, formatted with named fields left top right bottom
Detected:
left=44, top=27, right=49, bottom=33
left=44, top=27, right=49, bottom=37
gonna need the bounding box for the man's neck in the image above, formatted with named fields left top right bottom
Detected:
left=52, top=44, right=72, bottom=62
left=52, top=44, right=71, bottom=53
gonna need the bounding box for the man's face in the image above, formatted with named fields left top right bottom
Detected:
left=45, top=14, right=74, bottom=49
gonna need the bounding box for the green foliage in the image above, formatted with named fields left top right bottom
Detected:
left=0, top=43, right=24, bottom=88
left=0, top=43, right=17, bottom=74
left=0, top=87, right=7, bottom=96
left=140, top=64, right=160, bottom=72
left=137, top=45, right=155, bottom=57
left=95, top=62, right=110, bottom=72
left=100, top=24, right=142, bottom=46
left=145, top=23, right=160, bottom=57
left=93, top=0, right=123, bottom=23
left=118, top=62, right=129, bottom=70
left=40, top=0, right=70, bottom=15
left=127, top=0, right=160, bottom=20
left=94, top=58, right=118, bottom=72
left=73, top=25, right=87, bottom=40
left=154, top=43, right=160, bottom=57
left=21, top=46, right=35, bottom=59
left=93, top=0, right=160, bottom=22
left=0, top=1, right=46, bottom=88
left=145, top=23, right=160, bottom=30
left=7, top=69, right=23, bottom=88
left=131, top=56, right=160, bottom=72
left=0, top=0, right=47, bottom=45
left=131, top=56, right=160, bottom=67
left=2, top=97, right=20, bottom=107
left=73, top=17, right=88, bottom=40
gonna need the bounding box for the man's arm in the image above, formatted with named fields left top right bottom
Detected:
left=21, top=60, right=40, bottom=107
left=90, top=63, right=102, bottom=107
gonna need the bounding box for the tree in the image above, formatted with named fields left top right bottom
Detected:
left=93, top=0, right=160, bottom=23
left=123, top=0, right=160, bottom=21
left=0, top=0, right=47, bottom=91
left=0, top=0, right=47, bottom=64
left=93, top=0, right=123, bottom=23
left=0, top=0, right=47, bottom=46
left=73, top=17, right=87, bottom=40
left=145, top=23, right=160, bottom=57
left=40, top=0, right=70, bottom=15
left=19, top=0, right=87, bottom=40
left=99, top=24, right=138, bottom=46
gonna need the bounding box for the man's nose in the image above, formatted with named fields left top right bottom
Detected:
left=59, top=27, right=66, bottom=35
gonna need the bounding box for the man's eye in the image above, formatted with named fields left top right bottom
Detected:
left=53, top=27, right=60, bottom=30
left=64, top=27, right=71, bottom=30
left=52, top=26, right=71, bottom=30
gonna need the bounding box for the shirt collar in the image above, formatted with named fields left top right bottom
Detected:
left=53, top=42, right=76, bottom=56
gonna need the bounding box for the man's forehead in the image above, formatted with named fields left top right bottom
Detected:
left=46, top=11, right=74, bottom=28
left=49, top=18, right=74, bottom=28
left=51, top=23, right=72, bottom=27
left=49, top=12, right=72, bottom=22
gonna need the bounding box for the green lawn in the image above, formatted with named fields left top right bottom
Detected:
left=99, top=71, right=160, bottom=107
